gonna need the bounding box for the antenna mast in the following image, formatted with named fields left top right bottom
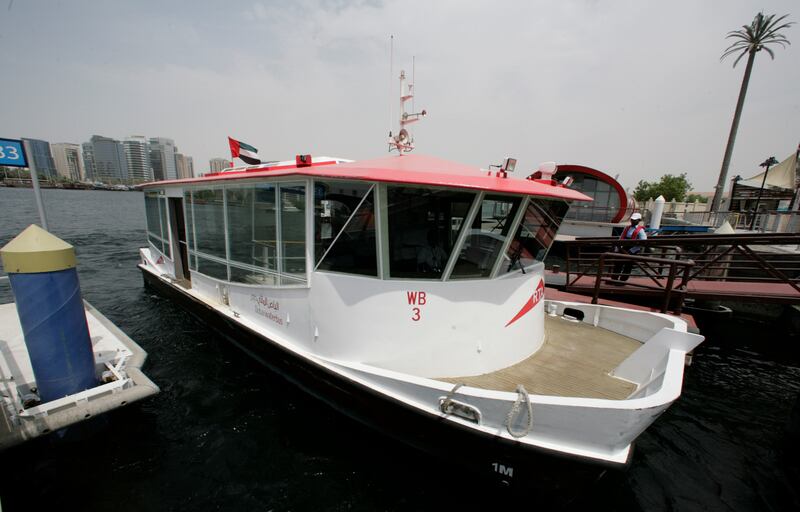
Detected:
left=388, top=35, right=394, bottom=142
left=388, top=60, right=426, bottom=154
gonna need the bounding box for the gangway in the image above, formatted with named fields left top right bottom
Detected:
left=558, top=233, right=800, bottom=313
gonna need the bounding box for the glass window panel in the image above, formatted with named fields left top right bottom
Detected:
left=450, top=195, right=522, bottom=279
left=196, top=256, right=228, bottom=281
left=317, top=189, right=377, bottom=276
left=184, top=190, right=197, bottom=270
left=279, top=182, right=306, bottom=282
left=144, top=193, right=161, bottom=239
left=148, top=234, right=162, bottom=251
left=225, top=183, right=278, bottom=285
left=280, top=273, right=308, bottom=286
left=159, top=197, right=170, bottom=256
left=192, top=188, right=227, bottom=260
left=504, top=199, right=570, bottom=273
left=252, top=184, right=278, bottom=273
left=607, top=186, right=620, bottom=212
left=595, top=189, right=611, bottom=207
left=581, top=176, right=598, bottom=193
left=387, top=187, right=475, bottom=279
left=225, top=184, right=277, bottom=275
left=226, top=185, right=253, bottom=267
left=230, top=264, right=278, bottom=286
left=313, top=181, right=374, bottom=265
left=144, top=192, right=170, bottom=257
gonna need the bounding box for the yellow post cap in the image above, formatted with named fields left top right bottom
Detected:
left=0, top=224, right=77, bottom=274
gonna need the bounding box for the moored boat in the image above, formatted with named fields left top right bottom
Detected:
left=138, top=151, right=702, bottom=484
left=137, top=71, right=703, bottom=486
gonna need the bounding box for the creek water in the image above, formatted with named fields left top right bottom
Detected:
left=0, top=187, right=798, bottom=511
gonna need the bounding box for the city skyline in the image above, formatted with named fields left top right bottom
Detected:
left=2, top=132, right=197, bottom=184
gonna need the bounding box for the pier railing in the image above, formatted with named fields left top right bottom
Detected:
left=641, top=209, right=800, bottom=233
left=563, top=233, right=800, bottom=309
left=589, top=252, right=695, bottom=313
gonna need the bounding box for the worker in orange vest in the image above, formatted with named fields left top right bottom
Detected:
left=611, top=212, right=647, bottom=282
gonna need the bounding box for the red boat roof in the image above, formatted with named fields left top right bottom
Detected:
left=141, top=154, right=592, bottom=202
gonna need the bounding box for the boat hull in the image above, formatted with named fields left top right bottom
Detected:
left=140, top=267, right=615, bottom=494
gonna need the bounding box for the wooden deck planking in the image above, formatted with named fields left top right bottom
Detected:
left=440, top=316, right=640, bottom=400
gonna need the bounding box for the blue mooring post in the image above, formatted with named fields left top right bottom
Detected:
left=0, top=224, right=97, bottom=403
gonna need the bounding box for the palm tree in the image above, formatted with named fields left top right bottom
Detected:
left=711, top=12, right=793, bottom=212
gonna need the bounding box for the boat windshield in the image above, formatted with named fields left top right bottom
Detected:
left=503, top=199, right=569, bottom=273
left=449, top=195, right=522, bottom=279
left=314, top=183, right=570, bottom=281
left=386, top=186, right=475, bottom=279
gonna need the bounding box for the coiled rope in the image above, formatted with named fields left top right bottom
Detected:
left=505, top=385, right=533, bottom=438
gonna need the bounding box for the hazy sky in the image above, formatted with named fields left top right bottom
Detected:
left=1, top=0, right=797, bottom=191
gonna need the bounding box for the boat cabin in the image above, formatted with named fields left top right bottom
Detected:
left=138, top=153, right=704, bottom=468
left=142, top=155, right=587, bottom=283
left=140, top=154, right=590, bottom=376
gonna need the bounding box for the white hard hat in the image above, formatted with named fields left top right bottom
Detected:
left=631, top=212, right=642, bottom=220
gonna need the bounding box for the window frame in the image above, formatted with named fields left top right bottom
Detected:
left=313, top=183, right=377, bottom=274
left=383, top=184, right=480, bottom=281
left=173, top=176, right=565, bottom=285
left=144, top=190, right=172, bottom=260
left=499, top=196, right=570, bottom=276
left=181, top=178, right=311, bottom=288
left=443, top=193, right=527, bottom=282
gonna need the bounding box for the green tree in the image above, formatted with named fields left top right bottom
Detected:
left=685, top=193, right=709, bottom=203
left=633, top=173, right=692, bottom=202
left=711, top=12, right=793, bottom=211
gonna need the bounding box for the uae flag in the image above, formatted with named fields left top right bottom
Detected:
left=228, top=137, right=261, bottom=165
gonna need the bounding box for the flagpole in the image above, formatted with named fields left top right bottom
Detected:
left=29, top=164, right=49, bottom=231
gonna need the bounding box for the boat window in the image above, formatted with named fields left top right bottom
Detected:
left=144, top=191, right=170, bottom=257
left=504, top=198, right=570, bottom=273
left=183, top=190, right=197, bottom=270
left=279, top=182, right=307, bottom=285
left=226, top=184, right=278, bottom=285
left=316, top=186, right=377, bottom=276
left=387, top=187, right=475, bottom=279
left=191, top=187, right=228, bottom=280
left=183, top=182, right=308, bottom=286
left=449, top=195, right=522, bottom=279
left=313, top=181, right=374, bottom=264
left=563, top=174, right=620, bottom=222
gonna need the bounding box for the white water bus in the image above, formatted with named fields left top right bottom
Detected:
left=137, top=70, right=702, bottom=486
left=138, top=150, right=702, bottom=483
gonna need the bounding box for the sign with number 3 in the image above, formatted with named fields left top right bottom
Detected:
left=0, top=138, right=28, bottom=168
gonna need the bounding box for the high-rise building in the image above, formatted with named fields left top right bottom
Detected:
left=51, top=143, right=85, bottom=181
left=186, top=156, right=194, bottom=178
left=89, top=135, right=128, bottom=182
left=82, top=142, right=96, bottom=181
left=149, top=137, right=177, bottom=181
left=124, top=136, right=152, bottom=182
left=175, top=153, right=192, bottom=179
left=21, top=138, right=57, bottom=179
left=209, top=158, right=231, bottom=173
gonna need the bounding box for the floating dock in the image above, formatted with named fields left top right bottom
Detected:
left=0, top=299, right=159, bottom=449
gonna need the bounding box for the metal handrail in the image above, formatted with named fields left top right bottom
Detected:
left=563, top=233, right=800, bottom=307
left=589, top=252, right=695, bottom=313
